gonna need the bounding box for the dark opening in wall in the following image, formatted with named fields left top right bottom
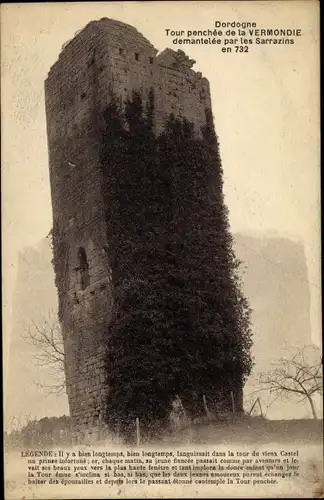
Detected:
left=149, top=57, right=154, bottom=64
left=135, top=52, right=140, bottom=61
left=78, top=247, right=90, bottom=290
left=81, top=92, right=86, bottom=99
left=119, top=48, right=124, bottom=55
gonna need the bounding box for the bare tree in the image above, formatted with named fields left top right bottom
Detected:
left=256, top=345, right=322, bottom=419
left=21, top=309, right=66, bottom=395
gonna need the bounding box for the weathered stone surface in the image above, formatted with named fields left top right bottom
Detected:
left=45, top=18, right=212, bottom=443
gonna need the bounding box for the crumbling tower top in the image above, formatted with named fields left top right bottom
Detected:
left=46, top=17, right=211, bottom=142
left=50, top=18, right=199, bottom=75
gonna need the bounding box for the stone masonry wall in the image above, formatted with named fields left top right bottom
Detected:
left=45, top=18, right=214, bottom=442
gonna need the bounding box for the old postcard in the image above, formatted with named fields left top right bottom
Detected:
left=2, top=1, right=322, bottom=498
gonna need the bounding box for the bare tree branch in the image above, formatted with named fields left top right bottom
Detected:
left=21, top=310, right=66, bottom=395
left=256, top=345, right=322, bottom=419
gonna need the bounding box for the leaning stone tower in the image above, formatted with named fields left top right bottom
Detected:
left=45, top=18, right=214, bottom=442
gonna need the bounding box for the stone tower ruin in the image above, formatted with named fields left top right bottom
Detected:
left=45, top=18, right=249, bottom=442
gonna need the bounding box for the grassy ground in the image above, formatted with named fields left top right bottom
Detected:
left=157, top=415, right=323, bottom=446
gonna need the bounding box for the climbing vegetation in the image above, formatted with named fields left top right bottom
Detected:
left=99, top=89, right=253, bottom=441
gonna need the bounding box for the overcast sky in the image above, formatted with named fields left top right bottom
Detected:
left=2, top=1, right=321, bottom=356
